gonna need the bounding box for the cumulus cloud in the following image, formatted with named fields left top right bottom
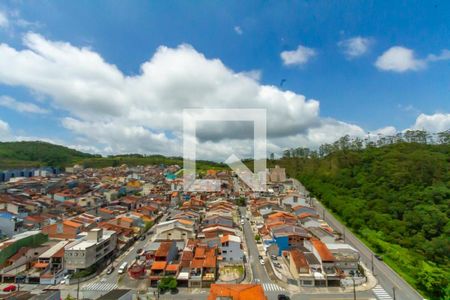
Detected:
left=0, top=95, right=48, bottom=114
left=0, top=32, right=389, bottom=160
left=412, top=113, right=450, bottom=132
left=0, top=119, right=9, bottom=138
left=338, top=36, right=372, bottom=58
left=375, top=46, right=450, bottom=72
left=375, top=46, right=425, bottom=72
left=280, top=45, right=316, bottom=66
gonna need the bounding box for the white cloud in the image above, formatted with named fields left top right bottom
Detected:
left=0, top=95, right=48, bottom=114
left=375, top=46, right=425, bottom=72
left=373, top=126, right=397, bottom=136
left=375, top=46, right=450, bottom=73
left=234, top=26, right=243, bottom=35
left=0, top=32, right=394, bottom=160
left=426, top=49, right=450, bottom=62
left=0, top=119, right=9, bottom=139
left=239, top=69, right=262, bottom=81
left=338, top=36, right=372, bottom=58
left=280, top=45, right=316, bottom=66
left=0, top=10, right=8, bottom=28
left=412, top=113, right=450, bottom=132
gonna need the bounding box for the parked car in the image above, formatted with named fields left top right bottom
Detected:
left=271, top=255, right=278, bottom=260
left=240, top=219, right=245, bottom=225
left=258, top=255, right=263, bottom=260
left=274, top=262, right=282, bottom=268
left=3, top=285, right=16, bottom=292
left=259, top=259, right=265, bottom=265
left=106, top=266, right=115, bottom=275
left=278, top=294, right=290, bottom=300
left=140, top=235, right=146, bottom=241
left=118, top=262, right=128, bottom=274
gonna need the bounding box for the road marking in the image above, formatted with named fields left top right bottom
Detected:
left=372, top=285, right=393, bottom=300
left=81, top=282, right=117, bottom=291
left=262, top=283, right=284, bottom=292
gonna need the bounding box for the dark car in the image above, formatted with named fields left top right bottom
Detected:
left=278, top=294, right=290, bottom=300
left=140, top=235, right=146, bottom=241
left=375, top=254, right=383, bottom=261
left=106, top=266, right=115, bottom=275
left=258, top=255, right=263, bottom=260
left=271, top=255, right=278, bottom=260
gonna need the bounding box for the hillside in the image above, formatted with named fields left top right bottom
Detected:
left=0, top=141, right=97, bottom=169
left=0, top=142, right=225, bottom=171
left=79, top=154, right=225, bottom=171
left=273, top=142, right=450, bottom=299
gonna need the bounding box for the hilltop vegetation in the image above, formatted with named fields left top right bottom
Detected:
left=0, top=141, right=97, bottom=169
left=0, top=142, right=225, bottom=171
left=79, top=154, right=225, bottom=171
left=273, top=130, right=450, bottom=299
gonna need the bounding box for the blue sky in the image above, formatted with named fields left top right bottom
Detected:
left=0, top=1, right=448, bottom=159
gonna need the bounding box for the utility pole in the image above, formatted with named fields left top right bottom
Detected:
left=343, top=227, right=346, bottom=241
left=77, top=276, right=80, bottom=300
left=352, top=276, right=356, bottom=300
left=371, top=253, right=374, bottom=274
left=393, top=286, right=396, bottom=300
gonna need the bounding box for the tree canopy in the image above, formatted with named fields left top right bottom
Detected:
left=273, top=131, right=449, bottom=299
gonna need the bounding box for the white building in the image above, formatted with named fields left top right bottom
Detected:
left=64, top=228, right=117, bottom=271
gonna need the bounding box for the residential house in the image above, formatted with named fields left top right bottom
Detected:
left=208, top=283, right=267, bottom=300
left=41, top=220, right=83, bottom=240
left=153, top=219, right=195, bottom=241
left=218, top=235, right=244, bottom=263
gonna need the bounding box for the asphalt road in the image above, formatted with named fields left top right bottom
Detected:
left=292, top=179, right=424, bottom=300
left=240, top=206, right=287, bottom=300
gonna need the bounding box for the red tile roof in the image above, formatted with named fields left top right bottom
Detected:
left=311, top=238, right=335, bottom=262
left=155, top=241, right=173, bottom=257
left=208, top=284, right=267, bottom=300
left=289, top=249, right=309, bottom=270
left=151, top=261, right=167, bottom=270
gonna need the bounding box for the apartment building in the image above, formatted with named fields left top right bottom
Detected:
left=64, top=228, right=117, bottom=272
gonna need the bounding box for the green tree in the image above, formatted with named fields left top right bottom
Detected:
left=158, top=276, right=177, bottom=291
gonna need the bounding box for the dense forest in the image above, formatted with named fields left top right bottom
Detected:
left=0, top=141, right=97, bottom=169
left=273, top=130, right=449, bottom=299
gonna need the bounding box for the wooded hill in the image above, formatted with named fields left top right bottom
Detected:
left=272, top=131, right=449, bottom=299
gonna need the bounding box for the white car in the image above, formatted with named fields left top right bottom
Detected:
left=259, top=259, right=265, bottom=265
left=240, top=220, right=245, bottom=225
